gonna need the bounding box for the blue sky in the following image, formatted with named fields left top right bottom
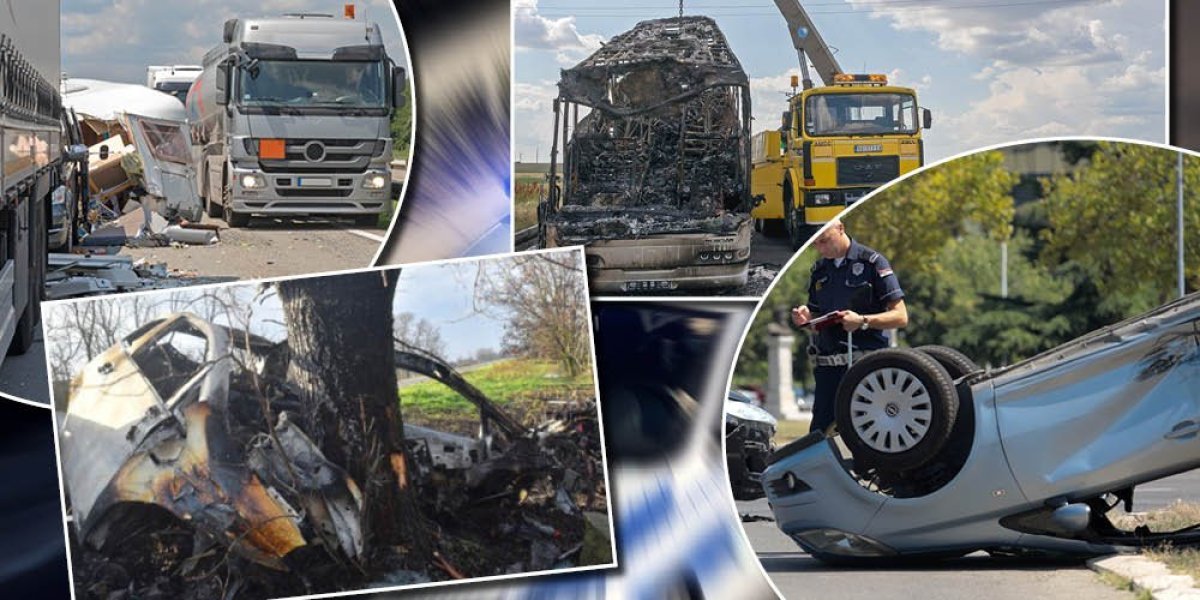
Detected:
left=60, top=0, right=408, bottom=84
left=514, top=0, right=1166, bottom=162
left=393, top=262, right=508, bottom=361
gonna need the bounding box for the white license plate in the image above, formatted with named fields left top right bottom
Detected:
left=297, top=177, right=332, bottom=187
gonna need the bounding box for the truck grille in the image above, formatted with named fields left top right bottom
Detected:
left=259, top=139, right=380, bottom=174
left=836, top=156, right=899, bottom=186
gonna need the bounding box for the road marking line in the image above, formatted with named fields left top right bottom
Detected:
left=347, top=229, right=385, bottom=243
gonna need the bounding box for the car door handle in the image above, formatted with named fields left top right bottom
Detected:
left=1166, top=420, right=1200, bottom=439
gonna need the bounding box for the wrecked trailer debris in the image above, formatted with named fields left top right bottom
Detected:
left=540, top=16, right=753, bottom=294
left=58, top=313, right=609, bottom=598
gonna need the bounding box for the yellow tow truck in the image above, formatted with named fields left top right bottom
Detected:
left=753, top=0, right=932, bottom=248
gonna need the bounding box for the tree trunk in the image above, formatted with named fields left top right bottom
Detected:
left=275, top=269, right=430, bottom=565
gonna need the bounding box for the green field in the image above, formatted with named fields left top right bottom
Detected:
left=514, top=173, right=545, bottom=232
left=400, top=358, right=594, bottom=434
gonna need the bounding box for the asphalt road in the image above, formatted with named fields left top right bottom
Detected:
left=737, top=470, right=1200, bottom=599
left=121, top=212, right=385, bottom=283
left=0, top=328, right=49, bottom=406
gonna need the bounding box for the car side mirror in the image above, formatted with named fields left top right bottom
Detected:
left=65, top=144, right=88, bottom=163
left=215, top=62, right=229, bottom=106
left=392, top=66, right=407, bottom=108
left=922, top=108, right=932, bottom=130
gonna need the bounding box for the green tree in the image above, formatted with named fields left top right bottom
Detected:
left=1040, top=142, right=1200, bottom=314
left=842, top=150, right=1019, bottom=279
left=391, top=84, right=413, bottom=158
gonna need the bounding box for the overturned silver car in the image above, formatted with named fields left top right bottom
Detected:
left=764, top=292, right=1200, bottom=562
left=58, top=313, right=552, bottom=571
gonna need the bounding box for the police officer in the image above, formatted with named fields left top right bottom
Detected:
left=791, top=219, right=908, bottom=434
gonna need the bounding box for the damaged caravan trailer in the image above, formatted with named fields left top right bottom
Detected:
left=540, top=17, right=753, bottom=294
left=62, top=79, right=205, bottom=222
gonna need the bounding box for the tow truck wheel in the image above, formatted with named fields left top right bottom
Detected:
left=835, top=348, right=958, bottom=473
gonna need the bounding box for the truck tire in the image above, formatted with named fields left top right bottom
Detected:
left=834, top=348, right=958, bottom=474
left=205, top=194, right=222, bottom=219
left=9, top=296, right=36, bottom=356
left=222, top=179, right=250, bottom=227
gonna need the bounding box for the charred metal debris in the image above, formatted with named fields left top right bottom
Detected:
left=543, top=16, right=753, bottom=241
left=61, top=314, right=607, bottom=599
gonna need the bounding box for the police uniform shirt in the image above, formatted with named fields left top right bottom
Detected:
left=806, top=239, right=904, bottom=356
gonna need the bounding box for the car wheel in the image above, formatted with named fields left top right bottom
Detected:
left=916, top=345, right=979, bottom=379
left=834, top=348, right=958, bottom=473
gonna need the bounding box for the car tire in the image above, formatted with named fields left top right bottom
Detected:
left=834, top=348, right=958, bottom=473
left=916, top=345, right=979, bottom=379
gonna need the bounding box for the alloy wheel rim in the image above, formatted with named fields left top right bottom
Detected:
left=848, top=367, right=932, bottom=453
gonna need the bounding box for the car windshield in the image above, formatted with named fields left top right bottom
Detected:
left=804, top=92, right=918, bottom=136
left=239, top=60, right=386, bottom=107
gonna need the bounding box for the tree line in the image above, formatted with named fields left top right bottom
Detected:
left=736, top=141, right=1200, bottom=388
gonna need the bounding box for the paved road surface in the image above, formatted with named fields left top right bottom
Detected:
left=736, top=468, right=1200, bottom=599
left=0, top=328, right=49, bottom=406
left=737, top=497, right=1133, bottom=600
left=122, top=213, right=384, bottom=282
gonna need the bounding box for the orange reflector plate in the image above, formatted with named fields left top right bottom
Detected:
left=259, top=139, right=285, bottom=160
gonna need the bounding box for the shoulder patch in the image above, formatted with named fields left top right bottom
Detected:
left=868, top=252, right=880, bottom=264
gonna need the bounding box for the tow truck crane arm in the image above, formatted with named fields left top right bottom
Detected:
left=773, top=0, right=842, bottom=89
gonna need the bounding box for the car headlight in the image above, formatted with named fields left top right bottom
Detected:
left=362, top=172, right=388, bottom=189
left=241, top=173, right=266, bottom=189
left=790, top=529, right=895, bottom=557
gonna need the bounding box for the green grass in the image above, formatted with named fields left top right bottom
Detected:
left=1110, top=501, right=1200, bottom=589
left=1097, top=571, right=1152, bottom=600
left=514, top=174, right=546, bottom=231
left=774, top=416, right=812, bottom=445
left=400, top=358, right=594, bottom=435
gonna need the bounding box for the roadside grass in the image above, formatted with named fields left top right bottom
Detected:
left=400, top=358, right=594, bottom=435
left=378, top=199, right=398, bottom=229
left=774, top=416, right=812, bottom=445
left=514, top=174, right=545, bottom=232
left=1097, top=570, right=1152, bottom=600
left=1111, top=501, right=1200, bottom=588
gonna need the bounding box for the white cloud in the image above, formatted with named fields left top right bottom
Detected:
left=513, top=0, right=604, bottom=65
left=847, top=0, right=1163, bottom=156
left=932, top=59, right=1165, bottom=158
left=62, top=0, right=408, bottom=84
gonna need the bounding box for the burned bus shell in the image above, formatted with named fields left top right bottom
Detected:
left=540, top=17, right=753, bottom=294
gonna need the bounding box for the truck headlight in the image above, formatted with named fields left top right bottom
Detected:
left=362, top=172, right=389, bottom=189
left=812, top=193, right=832, bottom=205
left=241, top=173, right=266, bottom=189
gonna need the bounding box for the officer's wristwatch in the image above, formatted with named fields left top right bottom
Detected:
left=860, top=316, right=870, bottom=331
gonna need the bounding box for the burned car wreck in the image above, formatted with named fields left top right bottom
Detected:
left=764, top=293, right=1200, bottom=563
left=59, top=313, right=606, bottom=595
left=540, top=16, right=753, bottom=293
left=726, top=390, right=776, bottom=500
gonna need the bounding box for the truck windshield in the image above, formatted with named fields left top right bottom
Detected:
left=239, top=60, right=386, bottom=108
left=804, top=92, right=918, bottom=136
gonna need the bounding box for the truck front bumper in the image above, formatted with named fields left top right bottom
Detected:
left=230, top=167, right=390, bottom=216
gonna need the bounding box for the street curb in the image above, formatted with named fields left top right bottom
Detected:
left=1089, top=554, right=1200, bottom=599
